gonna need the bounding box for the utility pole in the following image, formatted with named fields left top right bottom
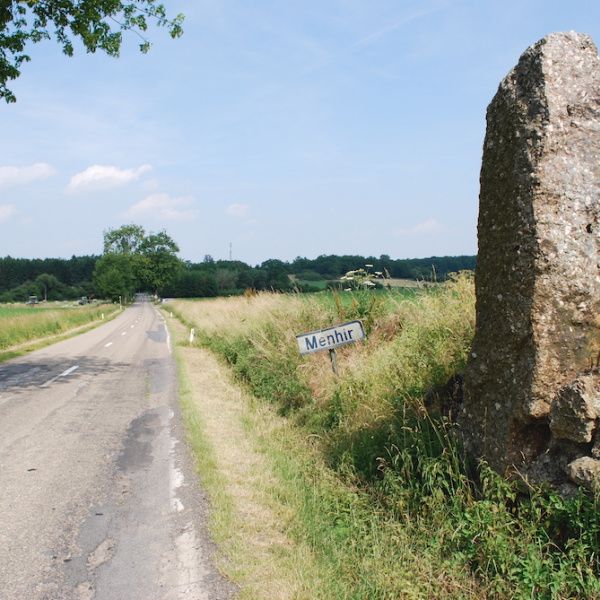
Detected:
left=229, top=242, right=232, bottom=261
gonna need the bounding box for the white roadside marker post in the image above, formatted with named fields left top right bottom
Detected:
left=189, top=328, right=195, bottom=344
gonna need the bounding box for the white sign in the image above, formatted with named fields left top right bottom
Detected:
left=296, top=320, right=365, bottom=355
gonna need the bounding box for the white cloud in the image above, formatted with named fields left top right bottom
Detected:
left=226, top=203, right=250, bottom=218
left=0, top=204, right=16, bottom=222
left=0, top=163, right=56, bottom=187
left=126, top=193, right=196, bottom=220
left=68, top=164, right=151, bottom=192
left=393, top=218, right=443, bottom=236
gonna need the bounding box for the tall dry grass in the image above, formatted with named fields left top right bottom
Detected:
left=171, top=274, right=474, bottom=427
left=171, top=276, right=600, bottom=598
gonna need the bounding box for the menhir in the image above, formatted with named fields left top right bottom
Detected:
left=461, top=32, right=600, bottom=490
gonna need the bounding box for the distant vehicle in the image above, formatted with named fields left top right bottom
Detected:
left=26, top=296, right=38, bottom=305
left=78, top=296, right=89, bottom=305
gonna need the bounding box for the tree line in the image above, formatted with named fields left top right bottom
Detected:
left=288, top=254, right=476, bottom=282
left=0, top=225, right=476, bottom=301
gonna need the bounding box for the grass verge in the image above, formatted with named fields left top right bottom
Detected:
left=167, top=277, right=600, bottom=598
left=167, top=310, right=479, bottom=597
left=0, top=304, right=119, bottom=362
left=166, top=313, right=332, bottom=598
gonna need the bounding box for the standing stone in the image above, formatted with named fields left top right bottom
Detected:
left=550, top=374, right=600, bottom=443
left=461, top=32, right=600, bottom=475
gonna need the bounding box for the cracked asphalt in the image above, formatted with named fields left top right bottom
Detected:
left=0, top=300, right=236, bottom=600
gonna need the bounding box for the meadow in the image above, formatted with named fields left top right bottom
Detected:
left=0, top=302, right=114, bottom=352
left=169, top=277, right=600, bottom=599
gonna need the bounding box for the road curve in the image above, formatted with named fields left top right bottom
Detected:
left=0, top=301, right=235, bottom=600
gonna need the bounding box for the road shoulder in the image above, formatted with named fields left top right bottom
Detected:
left=163, top=310, right=327, bottom=599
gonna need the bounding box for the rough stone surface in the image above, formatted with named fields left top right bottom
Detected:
left=592, top=431, right=600, bottom=459
left=566, top=456, right=600, bottom=490
left=550, top=373, right=600, bottom=443
left=461, top=32, right=600, bottom=475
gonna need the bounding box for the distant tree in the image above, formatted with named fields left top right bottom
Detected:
left=252, top=269, right=268, bottom=290
left=173, top=271, right=217, bottom=297
left=236, top=270, right=253, bottom=290
left=0, top=279, right=37, bottom=302
left=296, top=270, right=324, bottom=282
left=0, top=1, right=184, bottom=103
left=103, top=224, right=146, bottom=255
left=97, top=224, right=182, bottom=297
left=215, top=269, right=238, bottom=292
left=137, top=230, right=181, bottom=295
left=0, top=255, right=99, bottom=298
left=35, top=273, right=61, bottom=301
left=93, top=253, right=137, bottom=301
left=260, top=259, right=291, bottom=291
left=0, top=250, right=477, bottom=301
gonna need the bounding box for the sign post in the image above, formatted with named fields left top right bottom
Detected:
left=296, top=320, right=365, bottom=374
left=328, top=348, right=339, bottom=375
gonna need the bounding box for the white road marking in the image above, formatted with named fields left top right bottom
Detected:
left=169, top=426, right=184, bottom=512
left=121, top=332, right=127, bottom=336
left=154, top=308, right=172, bottom=354
left=166, top=325, right=172, bottom=355
left=130, top=325, right=135, bottom=329
left=60, top=365, right=79, bottom=377
left=41, top=365, right=79, bottom=388
left=0, top=395, right=13, bottom=408
left=105, top=342, right=113, bottom=348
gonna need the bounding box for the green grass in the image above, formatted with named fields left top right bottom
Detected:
left=0, top=302, right=115, bottom=351
left=171, top=277, right=600, bottom=598
left=0, top=305, right=48, bottom=317
left=294, top=279, right=329, bottom=290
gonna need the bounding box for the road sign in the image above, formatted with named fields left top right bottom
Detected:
left=296, top=320, right=365, bottom=356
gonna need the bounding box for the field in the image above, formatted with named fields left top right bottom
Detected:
left=0, top=302, right=115, bottom=352
left=291, top=276, right=430, bottom=291
left=168, top=277, right=600, bottom=599
left=0, top=305, right=50, bottom=317
left=292, top=278, right=329, bottom=290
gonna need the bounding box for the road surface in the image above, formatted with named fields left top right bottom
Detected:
left=0, top=301, right=235, bottom=600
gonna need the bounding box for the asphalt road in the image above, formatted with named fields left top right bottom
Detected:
left=0, top=301, right=236, bottom=600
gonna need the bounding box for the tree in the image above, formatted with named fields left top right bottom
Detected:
left=0, top=1, right=184, bottom=103
left=215, top=268, right=237, bottom=292
left=35, top=272, right=61, bottom=301
left=93, top=252, right=137, bottom=301
left=259, top=259, right=291, bottom=291
left=95, top=224, right=182, bottom=298
left=103, top=223, right=146, bottom=254
left=137, top=230, right=181, bottom=295
left=165, top=270, right=217, bottom=298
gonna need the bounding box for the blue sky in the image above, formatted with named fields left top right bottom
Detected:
left=1, top=0, right=599, bottom=265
